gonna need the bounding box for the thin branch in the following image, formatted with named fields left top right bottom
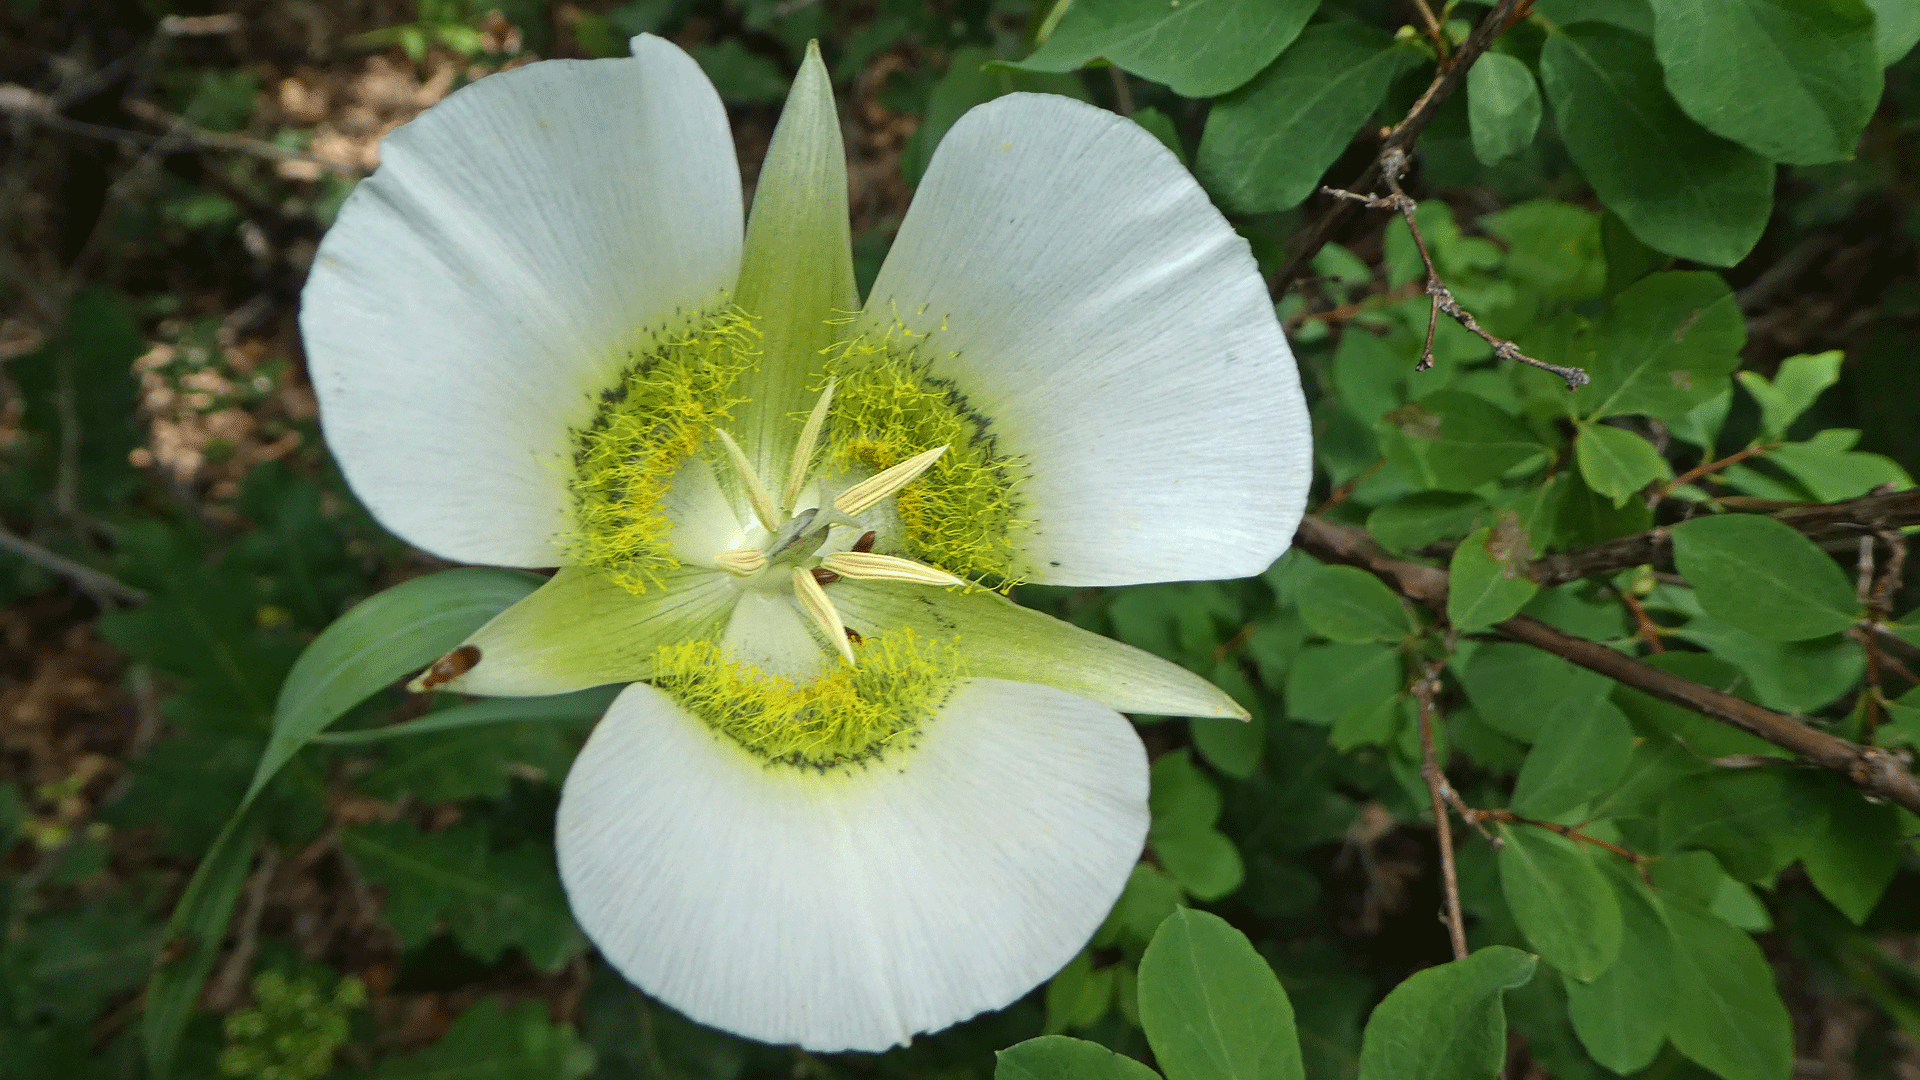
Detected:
left=1270, top=0, right=1530, bottom=299
left=207, top=844, right=280, bottom=1011
left=1656, top=441, right=1777, bottom=499
left=1322, top=152, right=1589, bottom=390
left=1294, top=516, right=1920, bottom=815
left=1468, top=809, right=1649, bottom=864
left=1413, top=661, right=1468, bottom=961
left=0, top=84, right=360, bottom=178
left=0, top=522, right=148, bottom=606
left=1528, top=487, right=1920, bottom=589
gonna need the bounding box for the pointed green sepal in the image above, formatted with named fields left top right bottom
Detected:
left=443, top=565, right=737, bottom=697
left=835, top=582, right=1250, bottom=720
left=734, top=40, right=858, bottom=476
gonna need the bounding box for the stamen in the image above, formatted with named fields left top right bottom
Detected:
left=820, top=551, right=965, bottom=587
left=791, top=567, right=857, bottom=666
left=714, top=428, right=780, bottom=533
left=713, top=548, right=767, bottom=576
left=785, top=377, right=835, bottom=510
left=834, top=445, right=948, bottom=518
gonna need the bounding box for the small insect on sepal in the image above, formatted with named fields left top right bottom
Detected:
left=811, top=567, right=841, bottom=585
left=414, top=644, right=481, bottom=691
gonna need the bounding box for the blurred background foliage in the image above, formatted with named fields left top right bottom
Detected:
left=2, top=0, right=1919, bottom=1078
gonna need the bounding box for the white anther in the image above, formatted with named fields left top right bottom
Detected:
left=712, top=548, right=767, bottom=576
left=834, top=445, right=948, bottom=518
left=714, top=428, right=780, bottom=534
left=785, top=378, right=835, bottom=510
left=791, top=567, right=857, bottom=667
left=819, top=551, right=965, bottom=588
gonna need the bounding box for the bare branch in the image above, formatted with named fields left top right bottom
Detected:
left=0, top=522, right=148, bottom=606
left=1294, top=515, right=1920, bottom=815
left=1527, top=487, right=1920, bottom=588
left=1413, top=661, right=1468, bottom=961
left=1270, top=0, right=1531, bottom=299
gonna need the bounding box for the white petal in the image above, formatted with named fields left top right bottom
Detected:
left=447, top=565, right=739, bottom=697
left=863, top=94, right=1311, bottom=586
left=557, top=677, right=1148, bottom=1051
left=303, top=35, right=743, bottom=566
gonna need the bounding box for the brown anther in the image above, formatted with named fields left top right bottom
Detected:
left=811, top=567, right=841, bottom=585
left=852, top=530, right=877, bottom=553
left=418, top=644, right=481, bottom=690
left=844, top=627, right=863, bottom=644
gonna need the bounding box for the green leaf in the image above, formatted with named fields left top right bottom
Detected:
left=1192, top=706, right=1265, bottom=780
left=1737, top=350, right=1843, bottom=439
left=312, top=688, right=617, bottom=744
left=1046, top=951, right=1117, bottom=1034
left=1138, top=908, right=1304, bottom=1080
left=342, top=821, right=583, bottom=971
left=1446, top=521, right=1539, bottom=632
left=1497, top=825, right=1623, bottom=982
left=1197, top=24, right=1408, bottom=213
left=365, top=998, right=595, bottom=1079
left=1649, top=0, right=1880, bottom=164
left=1097, top=865, right=1188, bottom=946
left=997, top=1036, right=1162, bottom=1080
left=1671, top=515, right=1860, bottom=640
left=255, top=567, right=543, bottom=796
left=1284, top=643, right=1403, bottom=726
left=1479, top=200, right=1605, bottom=301
left=1577, top=272, right=1746, bottom=420
left=1669, top=619, right=1864, bottom=713
left=1149, top=751, right=1243, bottom=900
left=20, top=897, right=166, bottom=1023
left=1467, top=51, right=1542, bottom=164
left=1579, top=426, right=1670, bottom=507
left=1297, top=564, right=1412, bottom=643
left=1539, top=25, right=1773, bottom=265
left=1767, top=428, right=1915, bottom=502
left=1657, top=768, right=1825, bottom=883
left=1377, top=390, right=1545, bottom=492
left=1658, top=896, right=1793, bottom=1080
left=1868, top=0, right=1920, bottom=63
left=1459, top=643, right=1611, bottom=742
left=1800, top=778, right=1902, bottom=923
left=1008, top=0, right=1317, bottom=98
left=1367, top=493, right=1489, bottom=553
left=144, top=815, right=263, bottom=1079
left=1564, top=868, right=1672, bottom=1073
left=1510, top=698, right=1634, bottom=819
left=1355, top=946, right=1537, bottom=1080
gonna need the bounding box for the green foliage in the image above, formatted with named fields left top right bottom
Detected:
left=218, top=971, right=363, bottom=1080
left=1355, top=946, right=1537, bottom=1080
left=1136, top=909, right=1303, bottom=1080
left=362, top=998, right=595, bottom=1079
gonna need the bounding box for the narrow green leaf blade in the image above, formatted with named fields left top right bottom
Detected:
left=143, top=815, right=262, bottom=1079
left=1355, top=946, right=1537, bottom=1080
left=1671, top=515, right=1859, bottom=640
left=1138, top=908, right=1304, bottom=1080
left=255, top=567, right=543, bottom=794
left=1539, top=25, right=1773, bottom=265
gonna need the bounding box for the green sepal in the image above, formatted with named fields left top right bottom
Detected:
left=834, top=581, right=1248, bottom=719
left=733, top=40, right=858, bottom=477
left=445, top=565, right=737, bottom=696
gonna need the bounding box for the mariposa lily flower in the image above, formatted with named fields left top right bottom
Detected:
left=302, top=33, right=1309, bottom=1052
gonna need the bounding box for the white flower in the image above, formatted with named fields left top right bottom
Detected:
left=301, top=34, right=1310, bottom=1053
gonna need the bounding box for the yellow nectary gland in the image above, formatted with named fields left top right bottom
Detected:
left=568, top=310, right=761, bottom=593
left=822, top=332, right=1026, bottom=586
left=653, top=629, right=960, bottom=768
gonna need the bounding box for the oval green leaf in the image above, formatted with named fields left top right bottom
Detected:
left=1539, top=25, right=1773, bottom=265
left=1467, top=51, right=1542, bottom=164
left=1355, top=945, right=1537, bottom=1080
left=1671, top=515, right=1859, bottom=640
left=1509, top=698, right=1634, bottom=819
left=1446, top=520, right=1539, bottom=633
left=997, top=1036, right=1163, bottom=1080
left=1138, top=908, right=1304, bottom=1080
left=1297, top=563, right=1413, bottom=643
left=1496, top=825, right=1623, bottom=982
left=1574, top=423, right=1671, bottom=506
